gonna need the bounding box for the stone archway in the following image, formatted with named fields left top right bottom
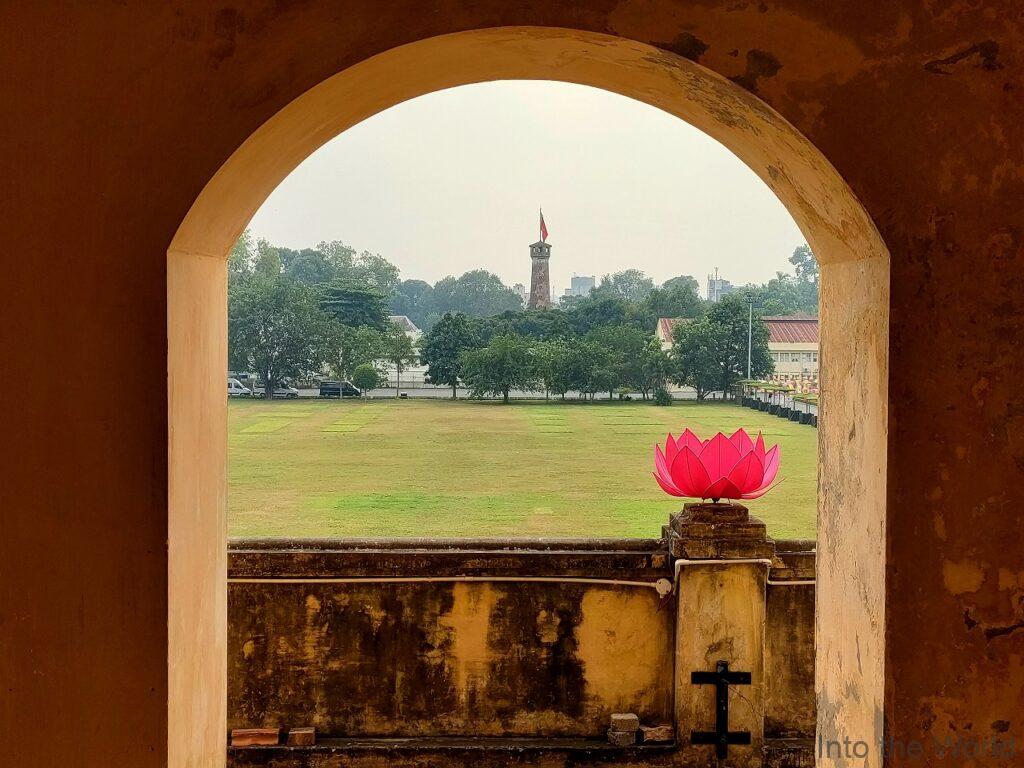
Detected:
left=169, top=27, right=888, bottom=767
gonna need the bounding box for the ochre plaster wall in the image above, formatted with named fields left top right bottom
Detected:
left=229, top=581, right=673, bottom=737
left=2, top=4, right=1022, bottom=768
left=226, top=542, right=675, bottom=738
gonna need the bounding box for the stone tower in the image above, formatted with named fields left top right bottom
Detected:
left=527, top=240, right=552, bottom=309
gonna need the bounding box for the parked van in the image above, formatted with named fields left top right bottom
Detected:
left=319, top=380, right=362, bottom=398
left=227, top=378, right=251, bottom=397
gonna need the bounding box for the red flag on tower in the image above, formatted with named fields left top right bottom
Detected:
left=539, top=209, right=548, bottom=242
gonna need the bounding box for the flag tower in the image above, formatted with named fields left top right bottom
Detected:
left=527, top=209, right=552, bottom=309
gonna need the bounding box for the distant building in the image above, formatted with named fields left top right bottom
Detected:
left=565, top=274, right=595, bottom=297
left=707, top=269, right=735, bottom=302
left=764, top=314, right=819, bottom=391
left=513, top=282, right=529, bottom=306
left=528, top=240, right=552, bottom=309
left=656, top=317, right=692, bottom=351
left=387, top=315, right=422, bottom=343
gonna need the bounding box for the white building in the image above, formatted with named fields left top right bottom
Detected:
left=380, top=315, right=432, bottom=388
left=764, top=314, right=819, bottom=391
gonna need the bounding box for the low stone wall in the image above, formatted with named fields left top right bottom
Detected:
left=227, top=531, right=816, bottom=767
left=228, top=539, right=675, bottom=738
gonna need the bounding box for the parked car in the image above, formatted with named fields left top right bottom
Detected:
left=319, top=380, right=361, bottom=398
left=227, top=378, right=252, bottom=397
left=258, top=384, right=299, bottom=399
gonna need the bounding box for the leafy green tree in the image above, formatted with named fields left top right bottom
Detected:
left=320, top=282, right=389, bottom=330
left=565, top=296, right=633, bottom=335
left=351, top=250, right=400, bottom=295
left=318, top=240, right=399, bottom=291
left=420, top=312, right=480, bottom=398
left=789, top=244, right=819, bottom=284
left=671, top=295, right=772, bottom=399
left=594, top=269, right=655, bottom=302
left=228, top=275, right=332, bottom=398
left=534, top=339, right=577, bottom=399
left=253, top=238, right=282, bottom=277
left=670, top=318, right=726, bottom=400
left=327, top=324, right=385, bottom=380
left=637, top=341, right=672, bottom=400
left=645, top=282, right=704, bottom=321
left=280, top=247, right=336, bottom=285
left=352, top=363, right=381, bottom=394
left=460, top=334, right=538, bottom=403
left=229, top=229, right=255, bottom=281
left=743, top=245, right=819, bottom=315
left=662, top=275, right=699, bottom=293
left=381, top=322, right=418, bottom=398
left=568, top=340, right=615, bottom=400
left=432, top=270, right=523, bottom=317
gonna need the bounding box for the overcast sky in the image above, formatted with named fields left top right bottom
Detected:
left=247, top=80, right=806, bottom=298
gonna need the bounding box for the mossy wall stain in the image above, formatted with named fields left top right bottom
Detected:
left=228, top=581, right=674, bottom=736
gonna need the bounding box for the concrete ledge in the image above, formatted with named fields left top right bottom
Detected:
left=229, top=538, right=672, bottom=579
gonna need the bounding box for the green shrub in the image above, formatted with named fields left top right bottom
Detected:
left=653, top=387, right=673, bottom=406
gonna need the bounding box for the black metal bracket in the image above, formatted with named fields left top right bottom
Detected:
left=690, top=660, right=752, bottom=759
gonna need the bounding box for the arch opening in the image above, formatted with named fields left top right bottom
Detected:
left=168, top=26, right=888, bottom=767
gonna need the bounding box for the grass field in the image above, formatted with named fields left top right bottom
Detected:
left=228, top=399, right=817, bottom=540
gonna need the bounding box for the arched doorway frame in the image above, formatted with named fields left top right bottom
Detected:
left=168, top=26, right=889, bottom=767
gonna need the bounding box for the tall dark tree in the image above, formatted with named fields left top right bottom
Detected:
left=320, top=282, right=389, bottom=330
left=420, top=312, right=480, bottom=398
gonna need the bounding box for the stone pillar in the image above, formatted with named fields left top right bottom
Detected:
left=670, top=502, right=775, bottom=768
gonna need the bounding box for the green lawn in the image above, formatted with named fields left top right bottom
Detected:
left=228, top=399, right=817, bottom=540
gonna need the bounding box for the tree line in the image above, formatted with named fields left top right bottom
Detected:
left=227, top=230, right=813, bottom=398
left=420, top=294, right=772, bottom=403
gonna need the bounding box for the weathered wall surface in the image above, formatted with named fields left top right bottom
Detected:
left=227, top=542, right=674, bottom=738
left=3, top=3, right=1024, bottom=768
left=765, top=546, right=816, bottom=739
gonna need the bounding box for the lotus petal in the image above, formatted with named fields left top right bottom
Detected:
left=654, top=445, right=678, bottom=492
left=705, top=476, right=742, bottom=501
left=670, top=446, right=712, bottom=497
left=665, top=433, right=679, bottom=465
left=678, top=428, right=704, bottom=454
left=727, top=452, right=765, bottom=496
left=729, top=428, right=754, bottom=455
left=754, top=446, right=781, bottom=491
left=653, top=471, right=685, bottom=497
left=698, top=433, right=741, bottom=482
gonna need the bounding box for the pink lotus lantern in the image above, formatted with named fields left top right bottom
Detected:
left=653, top=428, right=780, bottom=502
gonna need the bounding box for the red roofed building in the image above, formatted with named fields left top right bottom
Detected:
left=763, top=314, right=819, bottom=388
left=655, top=317, right=692, bottom=350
